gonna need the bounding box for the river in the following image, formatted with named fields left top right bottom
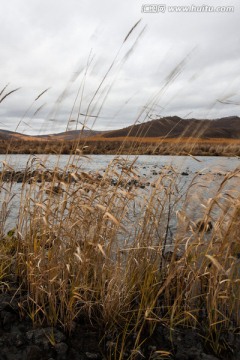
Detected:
left=1, top=154, right=240, bottom=244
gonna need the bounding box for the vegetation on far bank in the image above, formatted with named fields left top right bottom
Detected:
left=0, top=136, right=240, bottom=156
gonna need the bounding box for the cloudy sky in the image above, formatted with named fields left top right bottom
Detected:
left=0, top=0, right=239, bottom=134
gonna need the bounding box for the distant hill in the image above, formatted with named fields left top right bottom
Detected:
left=1, top=116, right=240, bottom=141
left=101, top=116, right=240, bottom=139
left=38, top=129, right=102, bottom=140
left=0, top=129, right=35, bottom=141
left=0, top=129, right=102, bottom=141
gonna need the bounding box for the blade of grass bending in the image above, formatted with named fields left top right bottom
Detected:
left=0, top=87, right=21, bottom=103
left=123, top=18, right=142, bottom=43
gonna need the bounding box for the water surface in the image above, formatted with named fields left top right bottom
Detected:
left=1, top=154, right=240, bottom=239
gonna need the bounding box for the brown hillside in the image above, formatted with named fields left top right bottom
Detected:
left=1, top=116, right=240, bottom=143
left=0, top=129, right=102, bottom=142
left=101, top=116, right=240, bottom=139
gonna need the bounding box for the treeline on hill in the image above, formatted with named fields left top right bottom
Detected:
left=0, top=138, right=240, bottom=156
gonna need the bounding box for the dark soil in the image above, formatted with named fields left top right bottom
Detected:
left=1, top=290, right=240, bottom=360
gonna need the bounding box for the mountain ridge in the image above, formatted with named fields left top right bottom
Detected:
left=101, top=116, right=240, bottom=139
left=1, top=116, right=240, bottom=141
left=0, top=129, right=102, bottom=141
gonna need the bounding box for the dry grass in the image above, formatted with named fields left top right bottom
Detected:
left=1, top=137, right=240, bottom=156
left=0, top=154, right=240, bottom=358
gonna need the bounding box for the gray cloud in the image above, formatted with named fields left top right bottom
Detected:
left=0, top=0, right=239, bottom=134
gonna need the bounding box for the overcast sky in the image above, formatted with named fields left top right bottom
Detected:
left=0, top=0, right=239, bottom=134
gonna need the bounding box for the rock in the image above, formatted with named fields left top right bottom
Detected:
left=201, top=355, right=220, bottom=360
left=68, top=349, right=86, bottom=360
left=11, top=333, right=26, bottom=347
left=85, top=352, right=100, bottom=359
left=0, top=294, right=13, bottom=311
left=173, top=328, right=205, bottom=360
left=55, top=342, right=68, bottom=360
left=1, top=348, right=25, bottom=360
left=175, top=347, right=202, bottom=360
left=26, top=345, right=43, bottom=360
left=26, top=328, right=66, bottom=350
left=1, top=310, right=18, bottom=330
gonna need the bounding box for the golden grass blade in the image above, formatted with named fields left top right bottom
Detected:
left=205, top=255, right=225, bottom=273
left=103, top=212, right=120, bottom=226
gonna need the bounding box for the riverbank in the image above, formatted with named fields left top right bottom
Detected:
left=1, top=137, right=240, bottom=156
left=1, top=158, right=240, bottom=359
left=2, top=285, right=239, bottom=360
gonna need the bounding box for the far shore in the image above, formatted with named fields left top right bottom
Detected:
left=1, top=136, right=240, bottom=156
